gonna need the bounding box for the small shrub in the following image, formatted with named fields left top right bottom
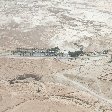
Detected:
left=68, top=51, right=83, bottom=57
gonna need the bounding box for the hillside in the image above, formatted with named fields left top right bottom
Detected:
left=0, top=0, right=112, bottom=112
left=0, top=0, right=112, bottom=52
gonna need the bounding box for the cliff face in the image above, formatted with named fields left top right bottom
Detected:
left=0, top=0, right=112, bottom=52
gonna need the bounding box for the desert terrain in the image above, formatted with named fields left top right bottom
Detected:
left=0, top=0, right=112, bottom=112
left=0, top=56, right=112, bottom=112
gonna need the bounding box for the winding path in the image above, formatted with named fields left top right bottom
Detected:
left=56, top=73, right=112, bottom=105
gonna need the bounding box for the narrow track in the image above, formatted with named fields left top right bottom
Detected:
left=56, top=74, right=112, bottom=105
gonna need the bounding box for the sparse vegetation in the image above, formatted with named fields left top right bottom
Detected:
left=103, top=50, right=108, bottom=54
left=9, top=74, right=42, bottom=84
left=68, top=51, right=84, bottom=57
left=11, top=47, right=60, bottom=57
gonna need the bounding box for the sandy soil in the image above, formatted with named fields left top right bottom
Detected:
left=0, top=56, right=112, bottom=112
left=0, top=0, right=112, bottom=52
left=0, top=0, right=112, bottom=112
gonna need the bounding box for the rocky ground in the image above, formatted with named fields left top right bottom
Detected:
left=0, top=0, right=112, bottom=112
left=0, top=0, right=112, bottom=52
left=0, top=55, right=112, bottom=112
